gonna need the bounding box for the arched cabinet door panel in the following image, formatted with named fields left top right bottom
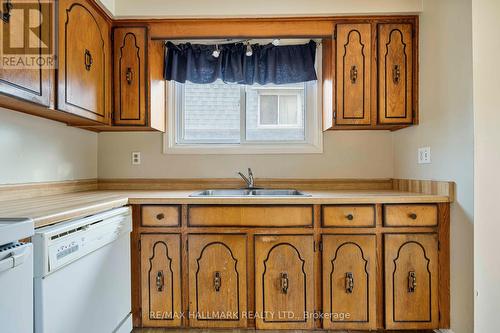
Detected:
left=140, top=234, right=182, bottom=327
left=322, top=235, right=376, bottom=330
left=254, top=235, right=314, bottom=330
left=57, top=0, right=110, bottom=123
left=0, top=0, right=52, bottom=106
left=378, top=23, right=414, bottom=124
left=113, top=27, right=147, bottom=126
left=384, top=233, right=439, bottom=330
left=335, top=23, right=372, bottom=125
left=187, top=234, right=247, bottom=328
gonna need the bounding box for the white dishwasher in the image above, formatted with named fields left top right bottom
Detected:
left=33, top=206, right=132, bottom=333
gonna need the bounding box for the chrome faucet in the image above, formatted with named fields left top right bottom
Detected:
left=238, top=168, right=256, bottom=189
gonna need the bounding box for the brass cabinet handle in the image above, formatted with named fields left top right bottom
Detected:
left=346, top=213, right=354, bottom=221
left=408, top=213, right=418, bottom=220
left=393, top=64, right=401, bottom=84
left=126, top=67, right=133, bottom=84
left=345, top=272, right=354, bottom=293
left=156, top=213, right=165, bottom=220
left=280, top=272, right=289, bottom=294
left=350, top=65, right=358, bottom=84
left=84, top=49, right=93, bottom=71
left=156, top=270, right=164, bottom=292
left=214, top=271, right=221, bottom=292
left=408, top=271, right=417, bottom=292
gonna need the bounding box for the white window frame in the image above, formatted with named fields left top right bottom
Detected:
left=256, top=88, right=303, bottom=129
left=163, top=43, right=323, bottom=155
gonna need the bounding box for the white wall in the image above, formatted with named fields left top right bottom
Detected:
left=392, top=0, right=474, bottom=332
left=98, top=131, right=393, bottom=179
left=473, top=0, right=500, bottom=332
left=111, top=0, right=422, bottom=18
left=0, top=108, right=98, bottom=184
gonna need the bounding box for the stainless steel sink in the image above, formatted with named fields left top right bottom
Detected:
left=190, top=189, right=311, bottom=197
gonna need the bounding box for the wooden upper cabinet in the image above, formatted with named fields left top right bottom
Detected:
left=0, top=0, right=52, bottom=106
left=113, top=27, right=147, bottom=126
left=188, top=234, right=247, bottom=328
left=254, top=235, right=314, bottom=330
left=378, top=23, right=414, bottom=124
left=141, top=234, right=182, bottom=327
left=385, top=234, right=439, bottom=330
left=335, top=23, right=371, bottom=125
left=57, top=0, right=110, bottom=123
left=322, top=235, right=376, bottom=330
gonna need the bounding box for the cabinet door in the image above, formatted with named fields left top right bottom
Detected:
left=385, top=234, right=439, bottom=329
left=58, top=0, right=110, bottom=123
left=113, top=27, right=147, bottom=126
left=335, top=23, right=372, bottom=125
left=378, top=23, right=414, bottom=124
left=188, top=234, right=247, bottom=328
left=0, top=0, right=52, bottom=106
left=255, top=235, right=314, bottom=329
left=141, top=234, right=182, bottom=327
left=322, top=235, right=376, bottom=330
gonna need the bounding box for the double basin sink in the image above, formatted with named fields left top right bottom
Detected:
left=190, top=189, right=311, bottom=197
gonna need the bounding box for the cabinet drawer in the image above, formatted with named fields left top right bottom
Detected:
left=188, top=205, right=313, bottom=227
left=384, top=204, right=437, bottom=227
left=142, top=205, right=180, bottom=227
left=322, top=205, right=375, bottom=227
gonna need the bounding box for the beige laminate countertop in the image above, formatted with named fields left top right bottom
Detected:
left=0, top=189, right=450, bottom=228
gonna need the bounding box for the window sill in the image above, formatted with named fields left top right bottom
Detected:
left=162, top=141, right=323, bottom=155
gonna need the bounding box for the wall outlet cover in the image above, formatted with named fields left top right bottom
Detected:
left=418, top=147, right=431, bottom=164
left=131, top=151, right=141, bottom=165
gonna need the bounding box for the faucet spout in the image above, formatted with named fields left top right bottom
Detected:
left=238, top=168, right=256, bottom=189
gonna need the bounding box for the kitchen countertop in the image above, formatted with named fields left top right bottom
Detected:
left=0, top=189, right=450, bottom=228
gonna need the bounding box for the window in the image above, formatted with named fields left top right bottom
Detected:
left=164, top=43, right=322, bottom=154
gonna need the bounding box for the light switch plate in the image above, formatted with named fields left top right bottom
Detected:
left=418, top=147, right=431, bottom=164
left=131, top=152, right=141, bottom=165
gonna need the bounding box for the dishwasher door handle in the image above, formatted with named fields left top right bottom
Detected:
left=0, top=246, right=31, bottom=273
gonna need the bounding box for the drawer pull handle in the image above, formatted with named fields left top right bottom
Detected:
left=350, top=65, right=358, bottom=84
left=156, top=270, right=164, bottom=292
left=280, top=272, right=289, bottom=294
left=84, top=49, right=93, bottom=71
left=346, top=213, right=354, bottom=221
left=345, top=272, right=354, bottom=293
left=214, top=271, right=221, bottom=292
left=156, top=213, right=165, bottom=220
left=393, top=64, right=401, bottom=84
left=408, top=213, right=418, bottom=220
left=408, top=271, right=417, bottom=292
left=125, top=67, right=133, bottom=84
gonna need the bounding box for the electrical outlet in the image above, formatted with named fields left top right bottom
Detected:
left=418, top=147, right=431, bottom=164
left=131, top=152, right=141, bottom=165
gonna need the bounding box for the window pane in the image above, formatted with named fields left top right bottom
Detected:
left=180, top=81, right=241, bottom=143
left=279, top=95, right=299, bottom=125
left=259, top=95, right=278, bottom=125
left=245, top=83, right=305, bottom=142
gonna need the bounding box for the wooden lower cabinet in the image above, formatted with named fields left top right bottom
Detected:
left=187, top=234, right=247, bottom=328
left=254, top=235, right=315, bottom=329
left=322, top=234, right=376, bottom=330
left=140, top=234, right=182, bottom=327
left=384, top=233, right=439, bottom=329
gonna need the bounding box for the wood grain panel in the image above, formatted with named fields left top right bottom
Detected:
left=254, top=235, right=314, bottom=329
left=335, top=23, right=371, bottom=125
left=384, top=204, right=438, bottom=227
left=187, top=234, right=247, bottom=328
left=188, top=205, right=313, bottom=227
left=142, top=205, right=180, bottom=227
left=322, top=205, right=375, bottom=227
left=141, top=234, right=182, bottom=327
left=378, top=23, right=413, bottom=124
left=322, top=235, right=376, bottom=330
left=385, top=233, right=439, bottom=330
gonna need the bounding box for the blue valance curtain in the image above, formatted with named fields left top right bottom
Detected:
left=164, top=40, right=317, bottom=85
